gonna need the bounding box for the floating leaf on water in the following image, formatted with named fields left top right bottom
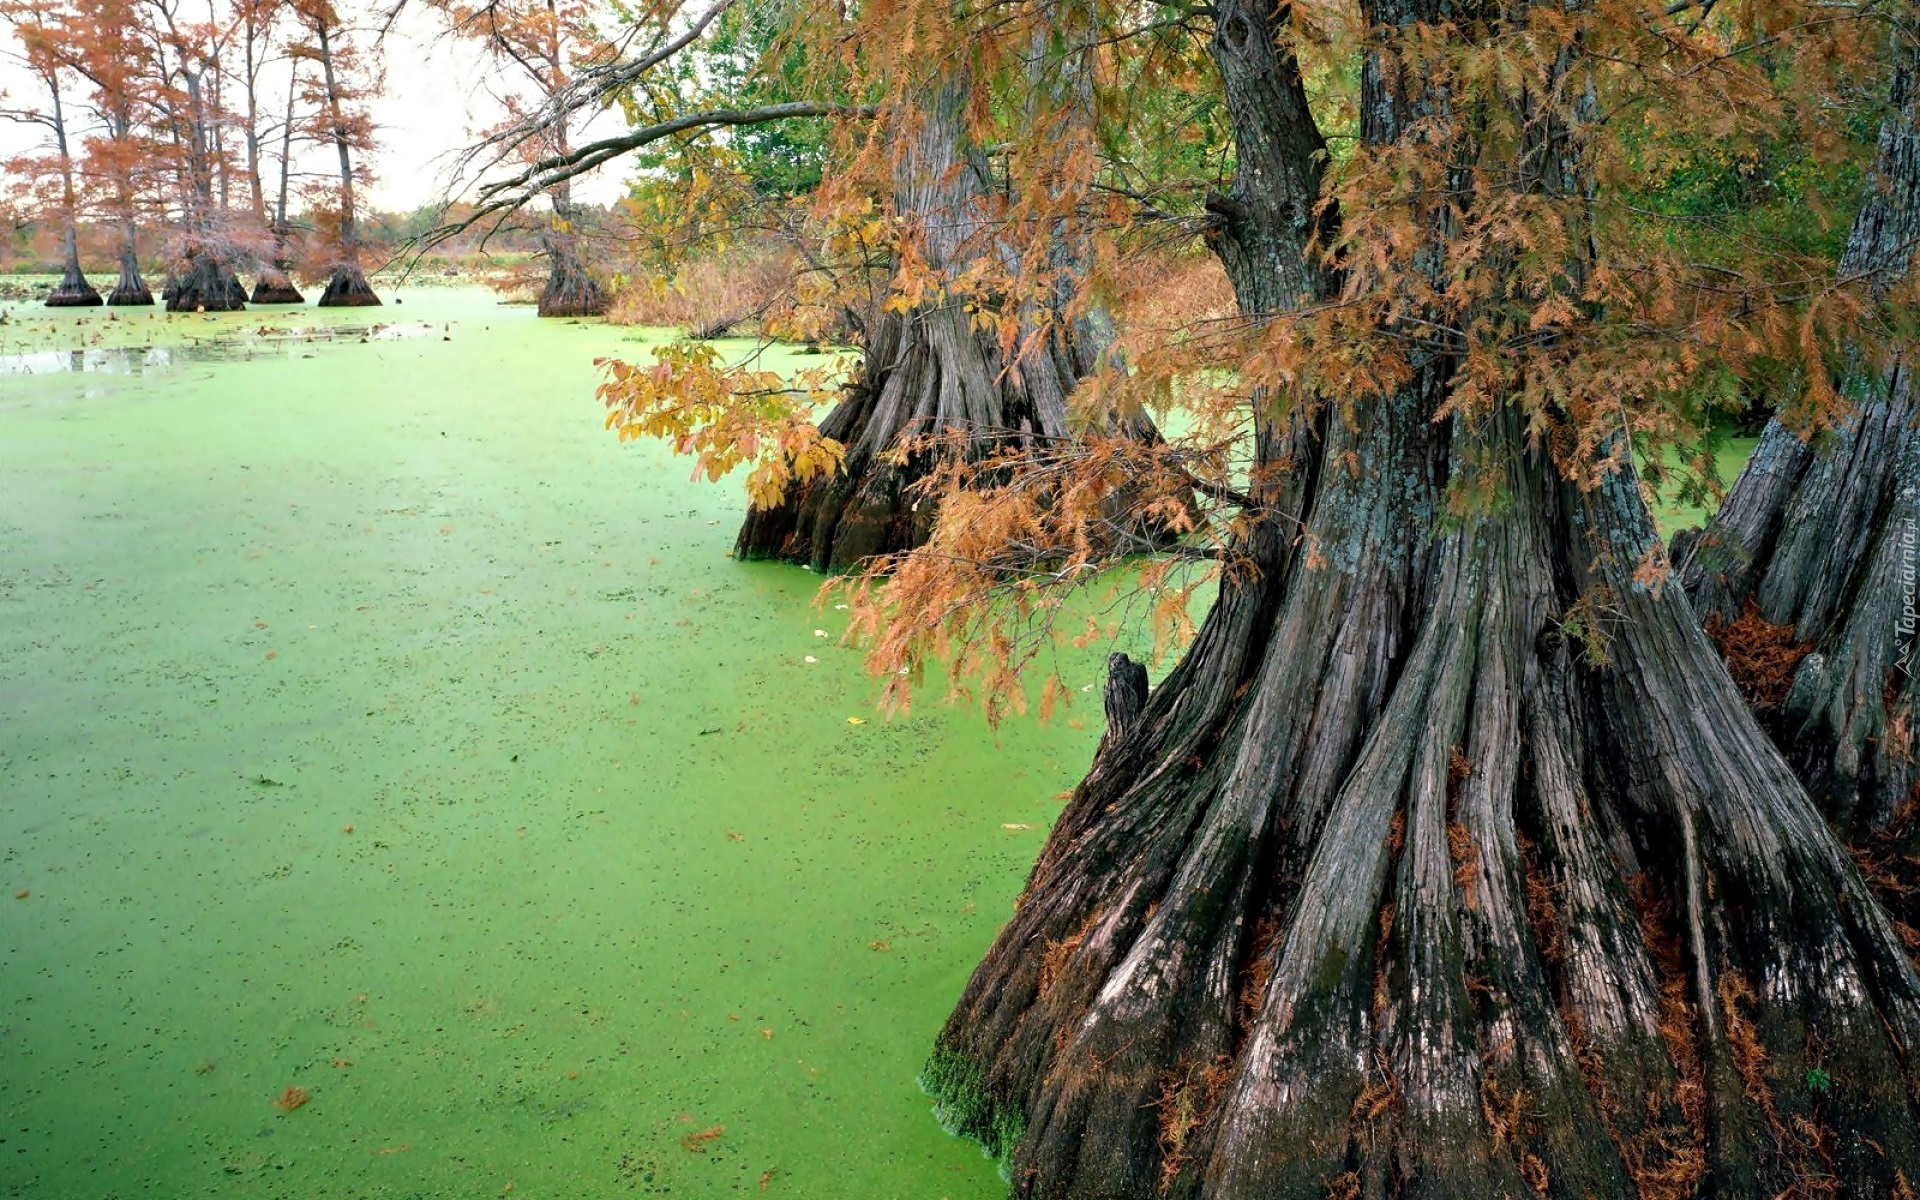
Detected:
left=1001, top=823, right=1034, bottom=831
left=680, top=1125, right=725, bottom=1153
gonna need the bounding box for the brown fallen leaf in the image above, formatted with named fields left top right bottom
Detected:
left=725, top=831, right=745, bottom=842
left=680, top=1125, right=725, bottom=1153
left=868, top=940, right=891, bottom=952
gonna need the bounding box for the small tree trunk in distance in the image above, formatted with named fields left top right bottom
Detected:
left=44, top=82, right=101, bottom=307
left=318, top=268, right=380, bottom=305
left=925, top=5, right=1920, bottom=1196
left=538, top=232, right=607, bottom=315
left=99, top=97, right=150, bottom=305
left=251, top=270, right=305, bottom=304
left=1676, top=31, right=1920, bottom=845
left=312, top=14, right=379, bottom=308
left=107, top=215, right=153, bottom=305
left=253, top=66, right=305, bottom=305
left=48, top=225, right=102, bottom=306
left=166, top=248, right=247, bottom=312
left=537, top=147, right=604, bottom=315
left=165, top=62, right=245, bottom=313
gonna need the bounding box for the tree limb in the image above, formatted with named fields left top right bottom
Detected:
left=429, top=101, right=876, bottom=241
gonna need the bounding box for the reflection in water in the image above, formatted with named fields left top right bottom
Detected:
left=0, top=322, right=434, bottom=376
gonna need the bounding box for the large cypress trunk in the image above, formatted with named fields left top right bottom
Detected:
left=924, top=5, right=1920, bottom=1196
left=1676, top=32, right=1919, bottom=842
left=736, top=55, right=1145, bottom=572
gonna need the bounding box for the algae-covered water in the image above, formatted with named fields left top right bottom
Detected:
left=0, top=288, right=1113, bottom=1199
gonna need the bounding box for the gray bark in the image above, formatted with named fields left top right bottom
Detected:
left=1677, top=28, right=1920, bottom=831
left=927, top=6, right=1920, bottom=1197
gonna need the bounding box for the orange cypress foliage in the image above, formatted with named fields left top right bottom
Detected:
left=580, top=0, right=1897, bottom=716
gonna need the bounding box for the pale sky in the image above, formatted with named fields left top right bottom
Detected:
left=367, top=3, right=630, bottom=211
left=0, top=0, right=631, bottom=217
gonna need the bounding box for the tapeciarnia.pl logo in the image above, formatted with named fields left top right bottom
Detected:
left=1899, top=516, right=1916, bottom=678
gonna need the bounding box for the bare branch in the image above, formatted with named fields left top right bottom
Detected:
left=429, top=101, right=876, bottom=242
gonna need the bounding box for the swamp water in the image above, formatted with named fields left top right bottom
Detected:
left=0, top=288, right=1115, bottom=1198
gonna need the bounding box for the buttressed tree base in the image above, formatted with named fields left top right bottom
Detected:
left=919, top=4, right=1920, bottom=1198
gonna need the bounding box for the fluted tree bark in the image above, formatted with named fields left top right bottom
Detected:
left=1677, top=26, right=1919, bottom=847
left=924, top=5, right=1920, bottom=1198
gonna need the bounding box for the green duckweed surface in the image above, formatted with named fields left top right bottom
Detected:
left=0, top=288, right=1117, bottom=1199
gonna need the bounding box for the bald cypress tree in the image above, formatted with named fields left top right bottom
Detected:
left=909, top=5, right=1920, bottom=1196
left=1677, top=26, right=1919, bottom=840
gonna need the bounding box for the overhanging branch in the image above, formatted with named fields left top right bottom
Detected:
left=428, top=101, right=876, bottom=243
